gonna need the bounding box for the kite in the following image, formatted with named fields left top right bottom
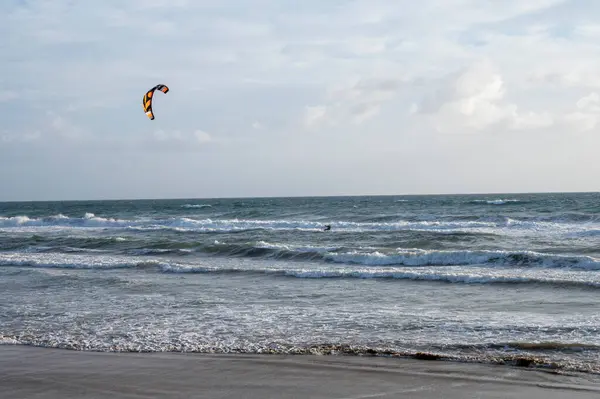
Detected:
left=142, top=84, right=169, bottom=120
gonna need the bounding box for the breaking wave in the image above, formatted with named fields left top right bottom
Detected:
left=1, top=213, right=599, bottom=236
left=1, top=252, right=599, bottom=288
left=1, top=337, right=598, bottom=374
left=469, top=199, right=523, bottom=205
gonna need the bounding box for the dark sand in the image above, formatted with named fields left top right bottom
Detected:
left=2, top=346, right=600, bottom=398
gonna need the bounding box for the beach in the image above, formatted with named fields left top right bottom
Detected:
left=1, top=194, right=599, bottom=397
left=2, top=346, right=600, bottom=399
left=4, top=0, right=600, bottom=396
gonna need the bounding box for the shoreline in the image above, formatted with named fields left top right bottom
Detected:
left=2, top=339, right=599, bottom=375
left=2, top=345, right=600, bottom=398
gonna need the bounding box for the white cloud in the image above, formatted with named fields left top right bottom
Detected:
left=563, top=111, right=598, bottom=132
left=45, top=111, right=88, bottom=140
left=509, top=111, right=554, bottom=130
left=304, top=77, right=405, bottom=127
left=194, top=130, right=212, bottom=143
left=153, top=129, right=212, bottom=145
left=412, top=60, right=554, bottom=133
left=2, top=0, right=600, bottom=199
left=576, top=92, right=600, bottom=112
left=563, top=92, right=600, bottom=132
left=304, top=105, right=328, bottom=128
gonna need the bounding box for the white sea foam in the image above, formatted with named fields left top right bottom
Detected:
left=280, top=267, right=600, bottom=287
left=471, top=199, right=522, bottom=205
left=1, top=213, right=599, bottom=239
left=254, top=241, right=340, bottom=253
left=2, top=248, right=597, bottom=283
left=0, top=213, right=130, bottom=228
left=155, top=261, right=600, bottom=288
left=0, top=252, right=169, bottom=270
left=323, top=248, right=600, bottom=270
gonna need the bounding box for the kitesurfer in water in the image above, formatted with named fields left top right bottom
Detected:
left=323, top=224, right=331, bottom=231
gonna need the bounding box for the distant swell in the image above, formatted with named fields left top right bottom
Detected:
left=469, top=199, right=523, bottom=205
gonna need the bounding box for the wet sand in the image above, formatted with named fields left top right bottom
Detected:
left=2, top=346, right=600, bottom=398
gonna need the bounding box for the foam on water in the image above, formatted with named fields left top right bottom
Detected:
left=181, top=204, right=212, bottom=208
left=1, top=252, right=599, bottom=289
left=0, top=213, right=129, bottom=228
left=470, top=199, right=523, bottom=205
left=2, top=213, right=599, bottom=238
left=0, top=252, right=169, bottom=270
left=324, top=248, right=600, bottom=269
left=1, top=194, right=599, bottom=374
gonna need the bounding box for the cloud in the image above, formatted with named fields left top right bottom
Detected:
left=411, top=60, right=554, bottom=132
left=304, top=105, right=328, bottom=128
left=531, top=69, right=600, bottom=89
left=46, top=111, right=89, bottom=140
left=563, top=92, right=600, bottom=131
left=1, top=111, right=90, bottom=145
left=2, top=0, right=600, bottom=199
left=193, top=130, right=212, bottom=143
left=153, top=128, right=212, bottom=145
left=576, top=92, right=600, bottom=112
left=304, top=77, right=405, bottom=127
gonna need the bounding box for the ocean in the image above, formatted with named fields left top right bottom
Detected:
left=1, top=192, right=599, bottom=373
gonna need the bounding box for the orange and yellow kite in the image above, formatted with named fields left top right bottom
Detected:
left=142, top=84, right=169, bottom=120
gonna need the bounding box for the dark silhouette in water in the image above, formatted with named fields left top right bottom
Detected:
left=323, top=224, right=331, bottom=231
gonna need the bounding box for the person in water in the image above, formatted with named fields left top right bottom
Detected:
left=323, top=224, right=331, bottom=231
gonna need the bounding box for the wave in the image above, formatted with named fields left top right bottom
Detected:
left=324, top=248, right=600, bottom=269
left=203, top=242, right=600, bottom=270
left=1, top=338, right=597, bottom=374
left=1, top=253, right=600, bottom=288
left=0, top=253, right=168, bottom=270
left=0, top=213, right=130, bottom=228
left=486, top=341, right=600, bottom=352
left=469, top=199, right=523, bottom=205
left=2, top=213, right=599, bottom=236
left=181, top=204, right=212, bottom=209
left=2, top=240, right=599, bottom=270
left=163, top=266, right=600, bottom=288
left=574, top=229, right=600, bottom=237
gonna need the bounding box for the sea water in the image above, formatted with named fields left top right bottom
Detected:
left=1, top=193, right=599, bottom=372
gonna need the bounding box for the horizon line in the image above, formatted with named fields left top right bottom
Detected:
left=0, top=190, right=598, bottom=204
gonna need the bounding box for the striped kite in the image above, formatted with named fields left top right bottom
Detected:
left=142, top=84, right=169, bottom=120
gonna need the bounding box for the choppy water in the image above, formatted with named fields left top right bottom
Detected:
left=1, top=193, right=599, bottom=372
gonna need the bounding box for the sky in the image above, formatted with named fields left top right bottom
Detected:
left=1, top=0, right=599, bottom=201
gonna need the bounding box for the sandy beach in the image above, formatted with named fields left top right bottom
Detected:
left=1, top=346, right=600, bottom=399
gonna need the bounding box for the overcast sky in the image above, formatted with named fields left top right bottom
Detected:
left=1, top=0, right=599, bottom=201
